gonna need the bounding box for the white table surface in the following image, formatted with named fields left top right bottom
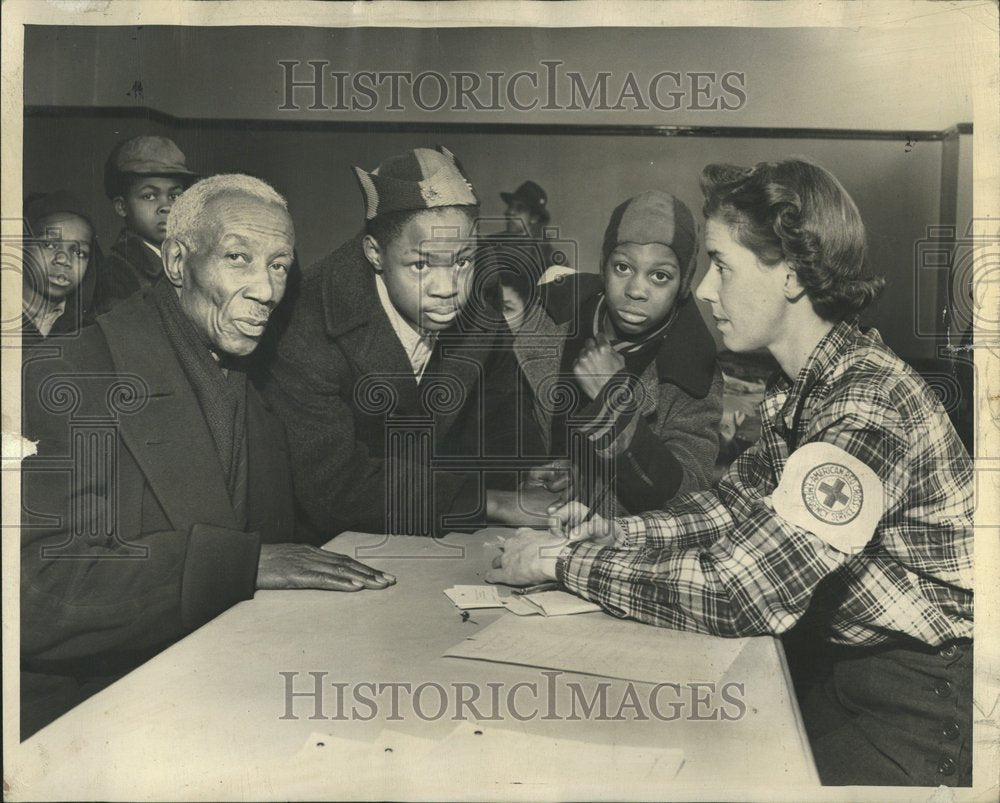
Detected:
left=11, top=529, right=818, bottom=800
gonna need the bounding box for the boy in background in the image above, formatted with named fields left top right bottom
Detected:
left=21, top=191, right=101, bottom=339
left=98, top=135, right=197, bottom=311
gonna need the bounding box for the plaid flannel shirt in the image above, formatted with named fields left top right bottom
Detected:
left=556, top=321, right=974, bottom=647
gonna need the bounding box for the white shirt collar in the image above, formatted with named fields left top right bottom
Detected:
left=374, top=272, right=437, bottom=382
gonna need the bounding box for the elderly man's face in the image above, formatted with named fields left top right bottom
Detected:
left=177, top=193, right=294, bottom=357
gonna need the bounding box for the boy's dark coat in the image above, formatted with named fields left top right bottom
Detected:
left=262, top=236, right=542, bottom=539
left=94, top=227, right=165, bottom=312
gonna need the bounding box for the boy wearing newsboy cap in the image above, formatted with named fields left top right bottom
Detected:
left=263, top=146, right=548, bottom=539
left=98, top=135, right=198, bottom=311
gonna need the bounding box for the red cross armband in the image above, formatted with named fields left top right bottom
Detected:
left=771, top=441, right=884, bottom=554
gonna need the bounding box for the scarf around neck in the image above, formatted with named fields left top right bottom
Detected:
left=152, top=281, right=248, bottom=525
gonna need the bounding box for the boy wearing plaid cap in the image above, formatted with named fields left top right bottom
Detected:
left=490, top=159, right=974, bottom=787
left=99, top=135, right=198, bottom=311
left=263, top=146, right=548, bottom=539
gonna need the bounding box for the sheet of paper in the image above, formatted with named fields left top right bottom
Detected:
left=444, top=610, right=748, bottom=685
left=443, top=584, right=505, bottom=609
left=499, top=594, right=542, bottom=616
left=519, top=590, right=603, bottom=616
left=443, top=585, right=600, bottom=616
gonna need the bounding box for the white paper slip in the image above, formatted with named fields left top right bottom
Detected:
left=444, top=584, right=505, bottom=609
left=499, top=594, right=543, bottom=616
left=517, top=590, right=602, bottom=616
left=442, top=585, right=600, bottom=616
left=445, top=610, right=748, bottom=685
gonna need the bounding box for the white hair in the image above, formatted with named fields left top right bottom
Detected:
left=166, top=173, right=288, bottom=247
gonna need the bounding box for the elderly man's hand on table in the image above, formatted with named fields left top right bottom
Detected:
left=256, top=544, right=396, bottom=591
left=485, top=527, right=566, bottom=587
left=487, top=487, right=565, bottom=526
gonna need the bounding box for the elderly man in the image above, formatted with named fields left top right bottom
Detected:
left=20, top=174, right=394, bottom=739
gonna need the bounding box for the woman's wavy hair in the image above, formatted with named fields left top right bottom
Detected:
left=700, top=159, right=884, bottom=322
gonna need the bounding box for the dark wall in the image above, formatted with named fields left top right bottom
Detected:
left=24, top=113, right=955, bottom=361
left=23, top=25, right=973, bottom=130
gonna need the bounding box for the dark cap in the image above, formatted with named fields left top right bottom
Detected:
left=501, top=181, right=550, bottom=224
left=24, top=191, right=94, bottom=235
left=353, top=146, right=479, bottom=220
left=602, top=191, right=698, bottom=297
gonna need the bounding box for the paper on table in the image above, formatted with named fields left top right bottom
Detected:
left=445, top=610, right=748, bottom=685
left=445, top=584, right=603, bottom=617
left=499, top=594, right=542, bottom=616
left=518, top=590, right=602, bottom=616
left=443, top=584, right=505, bottom=609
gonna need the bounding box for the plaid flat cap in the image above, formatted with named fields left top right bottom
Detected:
left=104, top=135, right=198, bottom=198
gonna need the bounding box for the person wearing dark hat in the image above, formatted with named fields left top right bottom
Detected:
left=491, top=180, right=581, bottom=330
left=98, top=135, right=198, bottom=312
left=21, top=191, right=102, bottom=339
left=262, top=146, right=551, bottom=539
left=502, top=180, right=550, bottom=237
left=502, top=179, right=577, bottom=282
left=524, top=190, right=724, bottom=515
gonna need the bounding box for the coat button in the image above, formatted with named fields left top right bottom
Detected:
left=937, top=757, right=956, bottom=776
left=934, top=679, right=953, bottom=697
left=942, top=721, right=961, bottom=740
left=940, top=643, right=959, bottom=659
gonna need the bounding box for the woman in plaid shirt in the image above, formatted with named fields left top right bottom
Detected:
left=488, top=159, right=974, bottom=787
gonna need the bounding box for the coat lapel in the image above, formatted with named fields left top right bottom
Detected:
left=422, top=331, right=485, bottom=432
left=98, top=293, right=238, bottom=532
left=320, top=238, right=422, bottom=415
left=317, top=236, right=505, bottom=428
left=652, top=297, right=718, bottom=400
left=245, top=386, right=294, bottom=542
